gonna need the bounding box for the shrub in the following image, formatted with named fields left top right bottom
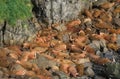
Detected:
left=0, top=0, right=33, bottom=25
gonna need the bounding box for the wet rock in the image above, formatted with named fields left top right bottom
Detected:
left=84, top=67, right=95, bottom=77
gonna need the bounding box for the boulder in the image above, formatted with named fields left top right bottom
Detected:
left=0, top=20, right=37, bottom=46
left=32, top=0, right=90, bottom=24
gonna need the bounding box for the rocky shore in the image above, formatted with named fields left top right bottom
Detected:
left=0, top=0, right=120, bottom=79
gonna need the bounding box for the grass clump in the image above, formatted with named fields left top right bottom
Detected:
left=0, top=0, right=33, bottom=25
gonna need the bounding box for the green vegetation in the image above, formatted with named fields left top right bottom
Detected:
left=0, top=0, right=33, bottom=25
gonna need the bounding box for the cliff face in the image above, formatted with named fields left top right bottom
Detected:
left=32, top=0, right=90, bottom=24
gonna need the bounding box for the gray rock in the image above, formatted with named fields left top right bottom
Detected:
left=94, top=75, right=106, bottom=79
left=99, top=39, right=107, bottom=48
left=93, top=0, right=107, bottom=7
left=0, top=68, right=8, bottom=74
left=83, top=62, right=92, bottom=68
left=52, top=76, right=59, bottom=79
left=53, top=24, right=66, bottom=31
left=105, top=62, right=120, bottom=79
left=10, top=64, right=25, bottom=71
left=3, top=20, right=37, bottom=45
left=89, top=40, right=100, bottom=51
left=32, top=0, right=90, bottom=24
left=96, top=50, right=102, bottom=56
left=52, top=71, right=70, bottom=79
left=104, top=51, right=114, bottom=60
left=117, top=35, right=120, bottom=47
left=84, top=67, right=95, bottom=77
left=113, top=18, right=120, bottom=27
left=29, top=54, right=59, bottom=69
left=74, top=76, right=89, bottom=79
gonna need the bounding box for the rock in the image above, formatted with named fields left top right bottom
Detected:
left=32, top=0, right=90, bottom=24
left=93, top=0, right=108, bottom=7
left=15, top=75, right=30, bottom=79
left=52, top=71, right=70, bottom=79
left=9, top=78, right=16, bottom=79
left=0, top=71, right=3, bottom=77
left=99, top=39, right=107, bottom=48
left=83, top=62, right=92, bottom=68
left=84, top=67, right=95, bottom=77
left=113, top=18, right=120, bottom=27
left=74, top=76, right=89, bottom=79
left=53, top=24, right=67, bottom=31
left=94, top=75, right=106, bottom=79
left=29, top=76, right=40, bottom=79
left=3, top=20, right=37, bottom=46
left=62, top=33, right=70, bottom=43
left=105, top=62, right=120, bottom=79
left=89, top=40, right=100, bottom=51
left=116, top=35, right=120, bottom=46
left=96, top=50, right=102, bottom=57
left=52, top=76, right=59, bottom=79
left=93, top=64, right=105, bottom=76
left=29, top=54, right=58, bottom=69
left=104, top=50, right=114, bottom=60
